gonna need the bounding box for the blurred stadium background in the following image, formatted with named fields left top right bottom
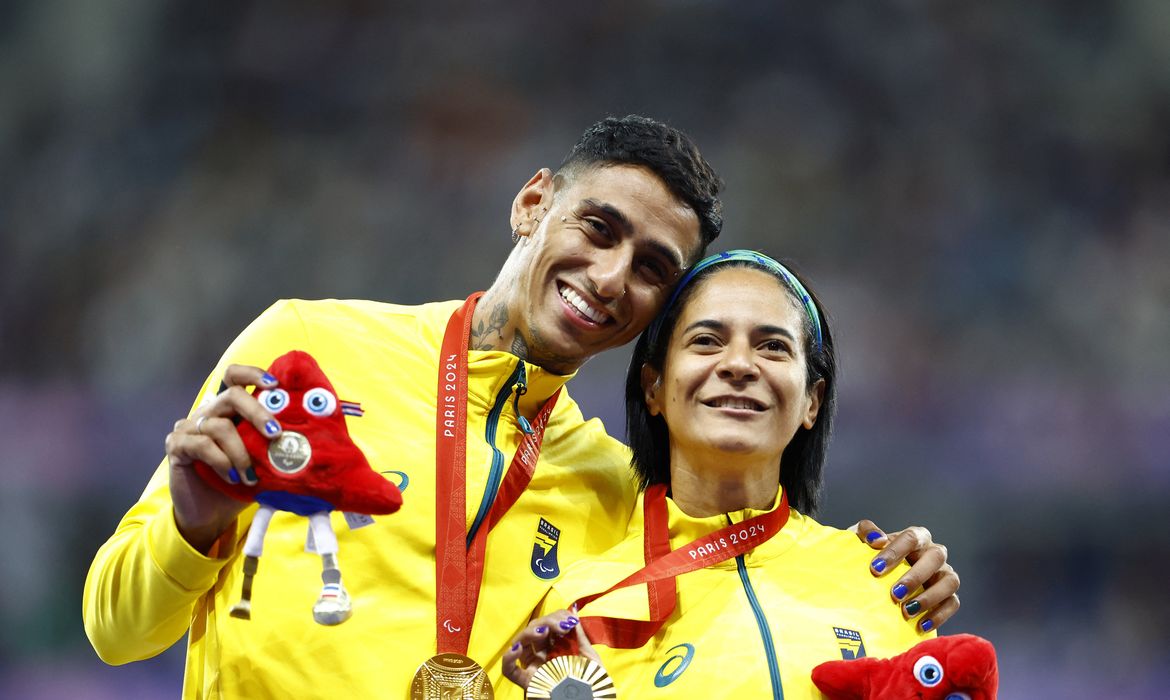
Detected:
left=2, top=1, right=1168, bottom=697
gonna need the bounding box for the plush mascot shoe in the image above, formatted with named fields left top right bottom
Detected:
left=312, top=582, right=352, bottom=626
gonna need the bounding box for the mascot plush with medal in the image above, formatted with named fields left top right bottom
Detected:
left=812, top=633, right=999, bottom=699
left=194, top=350, right=403, bottom=625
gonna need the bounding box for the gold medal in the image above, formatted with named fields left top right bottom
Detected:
left=526, top=655, right=616, bottom=699
left=268, top=430, right=311, bottom=474
left=411, top=653, right=494, bottom=699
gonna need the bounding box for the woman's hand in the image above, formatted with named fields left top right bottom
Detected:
left=502, top=609, right=599, bottom=690
left=853, top=521, right=960, bottom=632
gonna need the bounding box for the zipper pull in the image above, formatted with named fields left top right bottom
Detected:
left=513, top=363, right=534, bottom=434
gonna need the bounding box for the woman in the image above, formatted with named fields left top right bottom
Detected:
left=502, top=250, right=957, bottom=699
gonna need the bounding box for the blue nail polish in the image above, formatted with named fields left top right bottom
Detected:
left=871, top=558, right=887, bottom=574
left=510, top=643, right=520, bottom=652
left=892, top=583, right=908, bottom=600
left=535, top=626, right=547, bottom=634
left=866, top=530, right=883, bottom=543
left=265, top=420, right=280, bottom=436
left=261, top=372, right=278, bottom=385
left=228, top=467, right=241, bottom=484
left=558, top=620, right=575, bottom=631
left=566, top=616, right=579, bottom=625
left=921, top=619, right=933, bottom=632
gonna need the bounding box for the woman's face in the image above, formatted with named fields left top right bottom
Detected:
left=643, top=267, right=824, bottom=468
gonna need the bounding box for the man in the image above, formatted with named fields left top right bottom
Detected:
left=84, top=116, right=957, bottom=698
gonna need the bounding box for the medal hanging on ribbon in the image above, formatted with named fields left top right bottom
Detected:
left=413, top=293, right=561, bottom=700
left=526, top=484, right=790, bottom=699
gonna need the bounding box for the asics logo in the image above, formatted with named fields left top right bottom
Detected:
left=654, top=643, right=694, bottom=687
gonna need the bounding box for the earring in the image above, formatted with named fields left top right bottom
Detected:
left=511, top=226, right=520, bottom=243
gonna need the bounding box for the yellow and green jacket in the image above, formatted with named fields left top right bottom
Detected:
left=510, top=492, right=930, bottom=700
left=83, top=298, right=638, bottom=699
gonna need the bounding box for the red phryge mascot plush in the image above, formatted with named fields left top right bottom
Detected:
left=812, top=634, right=998, bottom=700
left=194, top=350, right=402, bottom=626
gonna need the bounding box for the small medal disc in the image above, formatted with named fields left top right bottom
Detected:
left=411, top=653, right=494, bottom=700
left=268, top=431, right=311, bottom=474
left=526, top=655, right=616, bottom=700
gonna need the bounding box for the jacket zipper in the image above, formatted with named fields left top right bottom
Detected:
left=466, top=361, right=525, bottom=546
left=736, top=553, right=784, bottom=699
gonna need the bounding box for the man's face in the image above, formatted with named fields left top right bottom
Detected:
left=513, top=164, right=702, bottom=372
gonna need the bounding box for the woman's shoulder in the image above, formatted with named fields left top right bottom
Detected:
left=785, top=510, right=907, bottom=575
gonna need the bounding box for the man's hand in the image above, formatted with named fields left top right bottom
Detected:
left=502, top=609, right=598, bottom=690
left=853, top=520, right=960, bottom=633
left=164, top=364, right=282, bottom=553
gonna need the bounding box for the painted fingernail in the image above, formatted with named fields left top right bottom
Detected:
left=866, top=530, right=884, bottom=543
left=265, top=420, right=281, bottom=436
left=510, top=643, right=520, bottom=652
left=904, top=599, right=922, bottom=616
left=228, top=467, right=241, bottom=484
left=261, top=373, right=278, bottom=386
left=920, top=619, right=933, bottom=632
left=245, top=467, right=258, bottom=483
left=535, top=626, right=548, bottom=634
left=558, top=619, right=577, bottom=631
left=891, top=583, right=908, bottom=600
left=566, top=616, right=579, bottom=625
left=871, top=558, right=887, bottom=574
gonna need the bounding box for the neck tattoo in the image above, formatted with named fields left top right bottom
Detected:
left=468, top=294, right=579, bottom=374
left=510, top=333, right=530, bottom=361
left=470, top=301, right=509, bottom=351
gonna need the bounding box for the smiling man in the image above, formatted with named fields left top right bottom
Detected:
left=83, top=116, right=957, bottom=699
left=472, top=158, right=709, bottom=373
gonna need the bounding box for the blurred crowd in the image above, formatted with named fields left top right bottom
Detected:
left=2, top=1, right=1167, bottom=697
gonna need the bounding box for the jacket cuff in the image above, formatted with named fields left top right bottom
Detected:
left=147, top=508, right=235, bottom=591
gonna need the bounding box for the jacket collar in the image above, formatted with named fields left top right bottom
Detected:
left=466, top=349, right=576, bottom=414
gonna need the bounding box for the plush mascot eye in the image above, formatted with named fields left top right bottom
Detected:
left=945, top=694, right=972, bottom=700
left=303, top=387, right=337, bottom=417
left=258, top=389, right=289, bottom=414
left=913, top=655, right=944, bottom=687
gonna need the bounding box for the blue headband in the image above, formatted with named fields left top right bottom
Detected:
left=647, top=249, right=824, bottom=351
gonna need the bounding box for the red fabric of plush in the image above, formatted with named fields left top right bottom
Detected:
left=811, top=633, right=998, bottom=700
left=193, top=350, right=402, bottom=515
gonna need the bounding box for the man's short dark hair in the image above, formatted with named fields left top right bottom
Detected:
left=558, top=115, right=723, bottom=258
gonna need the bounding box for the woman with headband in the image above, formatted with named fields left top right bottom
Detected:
left=501, top=250, right=954, bottom=699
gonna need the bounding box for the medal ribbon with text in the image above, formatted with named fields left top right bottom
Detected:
left=571, top=484, right=790, bottom=649
left=435, top=293, right=560, bottom=655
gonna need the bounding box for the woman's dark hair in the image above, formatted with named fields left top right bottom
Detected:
left=624, top=256, right=837, bottom=515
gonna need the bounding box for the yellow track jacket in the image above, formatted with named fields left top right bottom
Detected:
left=83, top=298, right=638, bottom=699
left=510, top=492, right=930, bottom=700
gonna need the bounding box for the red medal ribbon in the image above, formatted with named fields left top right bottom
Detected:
left=571, top=484, right=790, bottom=650
left=435, top=293, right=561, bottom=655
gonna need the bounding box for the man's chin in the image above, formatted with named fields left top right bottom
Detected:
left=528, top=310, right=640, bottom=371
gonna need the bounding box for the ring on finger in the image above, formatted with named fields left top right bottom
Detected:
left=196, top=416, right=209, bottom=434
